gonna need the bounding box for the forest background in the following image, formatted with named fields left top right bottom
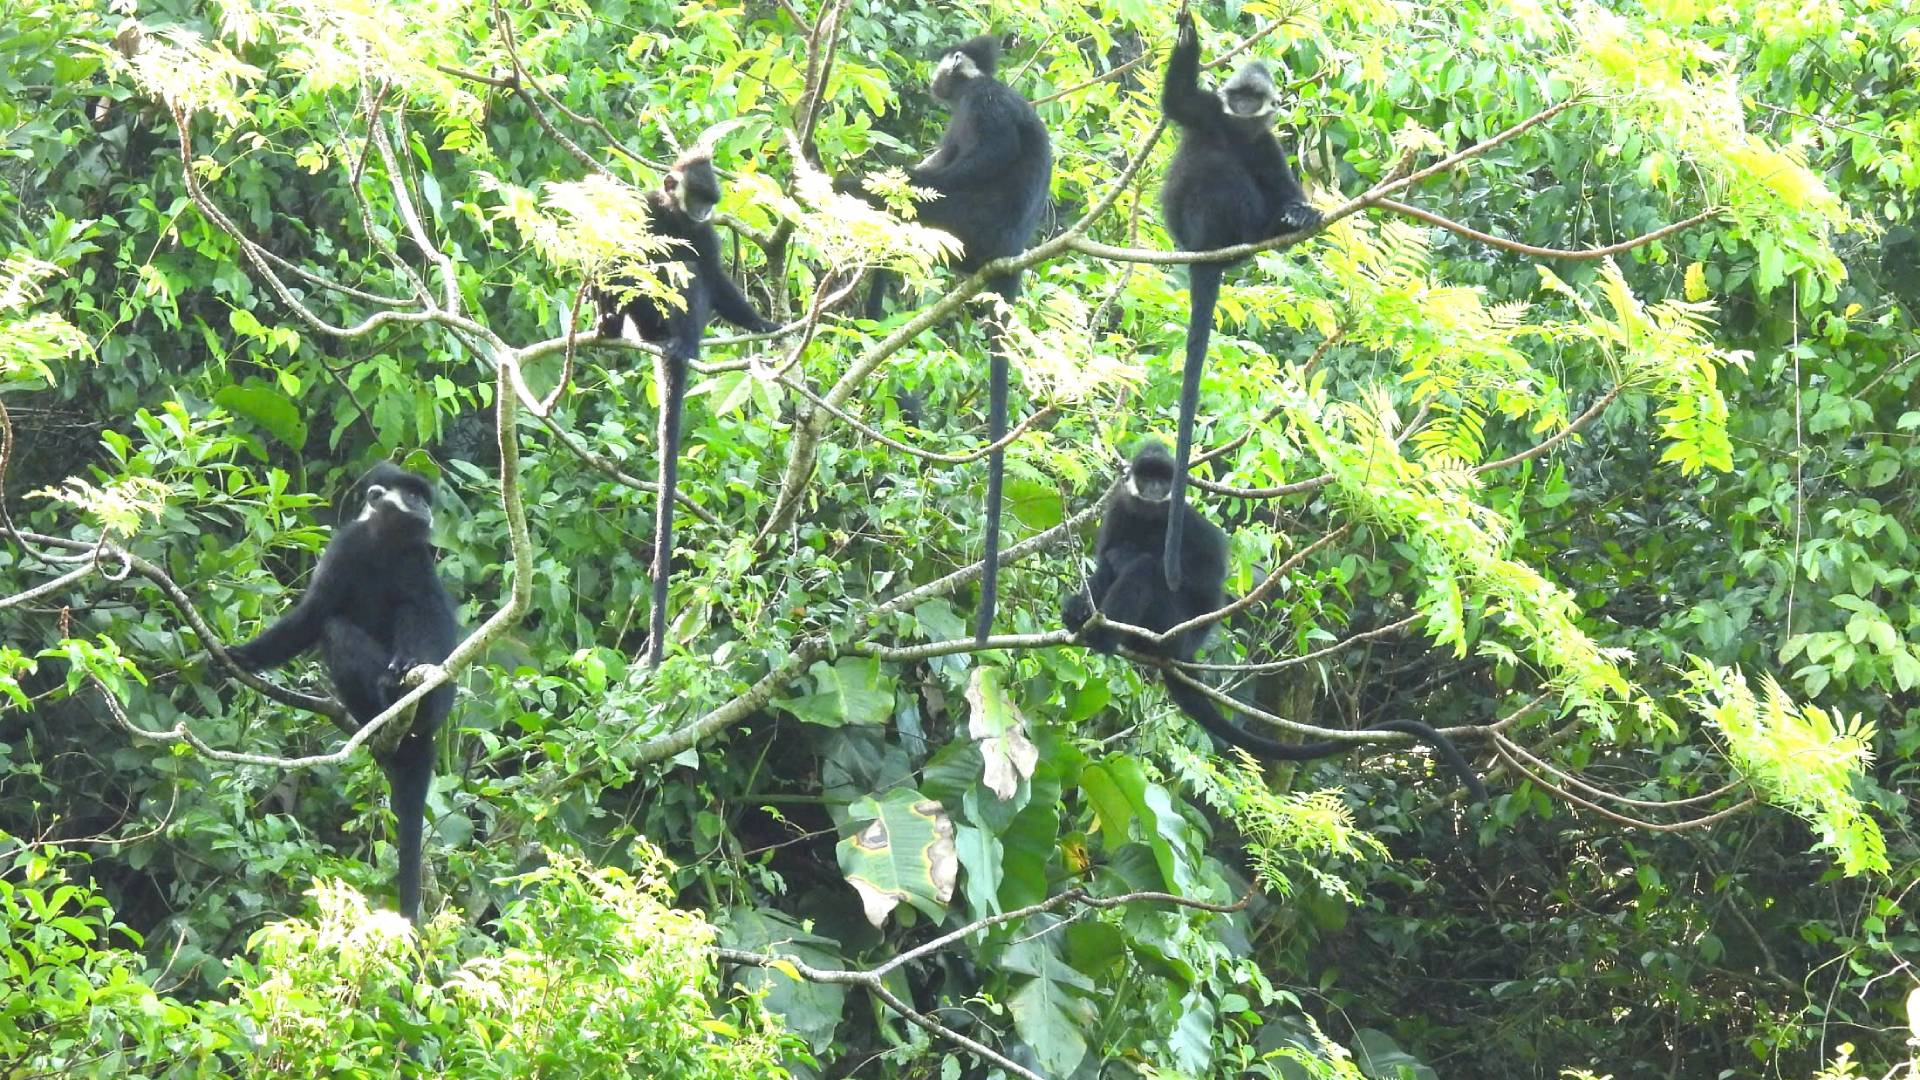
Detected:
left=2, top=0, right=1919, bottom=1077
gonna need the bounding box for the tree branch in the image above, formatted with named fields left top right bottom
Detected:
left=1378, top=199, right=1721, bottom=260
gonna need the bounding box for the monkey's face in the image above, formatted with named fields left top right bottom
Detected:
left=670, top=158, right=722, bottom=223
left=1219, top=61, right=1279, bottom=120
left=930, top=49, right=981, bottom=102
left=1127, top=453, right=1176, bottom=505
left=357, top=479, right=434, bottom=539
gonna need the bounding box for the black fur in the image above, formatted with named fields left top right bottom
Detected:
left=1063, top=443, right=1485, bottom=800
left=594, top=151, right=775, bottom=668
left=1158, top=10, right=1321, bottom=590
left=230, top=462, right=460, bottom=922
left=841, top=32, right=1053, bottom=645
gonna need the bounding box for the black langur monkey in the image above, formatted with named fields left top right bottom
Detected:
left=230, top=463, right=461, bottom=923
left=839, top=33, right=1053, bottom=643
left=593, top=149, right=776, bottom=668
left=1158, top=8, right=1323, bottom=589
left=1062, top=443, right=1487, bottom=800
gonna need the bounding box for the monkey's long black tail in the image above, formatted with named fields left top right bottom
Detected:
left=975, top=350, right=1009, bottom=644
left=382, top=735, right=434, bottom=924
left=1164, top=675, right=1488, bottom=801
left=648, top=356, right=689, bottom=668
left=1165, top=262, right=1223, bottom=591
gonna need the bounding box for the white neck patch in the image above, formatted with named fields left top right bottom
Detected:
left=938, top=52, right=980, bottom=81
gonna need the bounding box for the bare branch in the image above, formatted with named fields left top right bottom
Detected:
left=852, top=631, right=1074, bottom=663
left=1378, top=199, right=1721, bottom=260
left=1494, top=731, right=1748, bottom=810
left=0, top=558, right=105, bottom=612
left=1469, top=385, right=1623, bottom=475
left=783, top=374, right=1059, bottom=464
left=1177, top=613, right=1421, bottom=673
left=1492, top=733, right=1757, bottom=831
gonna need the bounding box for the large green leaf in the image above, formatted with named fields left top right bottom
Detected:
left=720, top=907, right=847, bottom=1055
left=214, top=383, right=307, bottom=450
left=836, top=787, right=956, bottom=927
left=775, top=656, right=895, bottom=727
left=965, top=667, right=1037, bottom=801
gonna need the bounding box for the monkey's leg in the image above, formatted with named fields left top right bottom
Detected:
left=321, top=619, right=399, bottom=721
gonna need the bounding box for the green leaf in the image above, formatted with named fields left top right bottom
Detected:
left=836, top=787, right=956, bottom=926
left=214, top=383, right=308, bottom=449
left=1007, top=969, right=1094, bottom=1076
left=775, top=657, right=895, bottom=727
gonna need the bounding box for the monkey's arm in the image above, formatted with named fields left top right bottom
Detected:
left=695, top=229, right=776, bottom=332
left=230, top=551, right=343, bottom=670
left=1063, top=544, right=1129, bottom=632
left=907, top=102, right=1022, bottom=191
left=389, top=589, right=458, bottom=673
left=1161, top=12, right=1219, bottom=127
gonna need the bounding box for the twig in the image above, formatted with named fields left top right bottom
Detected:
left=1491, top=733, right=1757, bottom=831
left=1176, top=613, right=1420, bottom=673
left=1378, top=199, right=1722, bottom=260
left=783, top=374, right=1058, bottom=464
left=852, top=631, right=1074, bottom=663
left=1469, top=385, right=1623, bottom=475
left=1494, top=732, right=1748, bottom=810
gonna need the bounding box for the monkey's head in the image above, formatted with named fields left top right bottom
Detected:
left=931, top=34, right=1001, bottom=101
left=1218, top=60, right=1280, bottom=121
left=666, top=151, right=722, bottom=224
left=352, top=463, right=436, bottom=541
left=1125, top=442, right=1178, bottom=506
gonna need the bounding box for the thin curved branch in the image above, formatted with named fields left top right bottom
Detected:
left=0, top=559, right=106, bottom=612
left=1156, top=672, right=1539, bottom=745
left=1188, top=472, right=1330, bottom=500
left=1378, top=199, right=1722, bottom=260
left=492, top=0, right=617, bottom=181
left=852, top=630, right=1074, bottom=663
left=526, top=408, right=721, bottom=526
left=16, top=529, right=346, bottom=723
left=1469, top=384, right=1623, bottom=476
left=1492, top=734, right=1757, bottom=831
left=783, top=374, right=1059, bottom=464
left=1494, top=731, right=1748, bottom=810
left=1176, top=613, right=1420, bottom=673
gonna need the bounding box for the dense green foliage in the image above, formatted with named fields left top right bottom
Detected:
left=3, top=0, right=1919, bottom=1076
